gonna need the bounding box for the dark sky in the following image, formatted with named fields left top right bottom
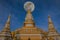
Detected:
left=0, top=0, right=60, bottom=33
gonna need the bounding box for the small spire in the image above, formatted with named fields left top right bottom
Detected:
left=24, top=10, right=35, bottom=27
left=27, top=10, right=31, bottom=14
left=6, top=14, right=11, bottom=23
left=0, top=14, right=13, bottom=40
left=2, top=14, right=11, bottom=31
left=4, top=14, right=11, bottom=28
left=48, top=15, right=57, bottom=33
left=24, top=2, right=35, bottom=27
left=25, top=10, right=33, bottom=21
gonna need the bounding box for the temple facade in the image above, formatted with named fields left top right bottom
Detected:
left=0, top=1, right=60, bottom=40
left=0, top=10, right=60, bottom=40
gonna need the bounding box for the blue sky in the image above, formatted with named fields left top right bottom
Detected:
left=0, top=0, right=60, bottom=33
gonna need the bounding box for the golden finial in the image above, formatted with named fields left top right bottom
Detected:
left=27, top=10, right=31, bottom=14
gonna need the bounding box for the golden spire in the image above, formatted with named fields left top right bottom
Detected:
left=24, top=10, right=35, bottom=27
left=7, top=14, right=10, bottom=23
left=2, top=14, right=11, bottom=32
left=24, top=2, right=35, bottom=27
left=48, top=15, right=57, bottom=33
left=27, top=10, right=31, bottom=14
left=0, top=14, right=13, bottom=40
left=25, top=10, right=33, bottom=21
left=4, top=14, right=11, bottom=29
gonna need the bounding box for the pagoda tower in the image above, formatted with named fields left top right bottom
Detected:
left=14, top=1, right=45, bottom=40
left=48, top=16, right=57, bottom=34
left=24, top=2, right=35, bottom=27
left=48, top=15, right=60, bottom=40
left=0, top=15, right=13, bottom=40
left=24, top=9, right=35, bottom=27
